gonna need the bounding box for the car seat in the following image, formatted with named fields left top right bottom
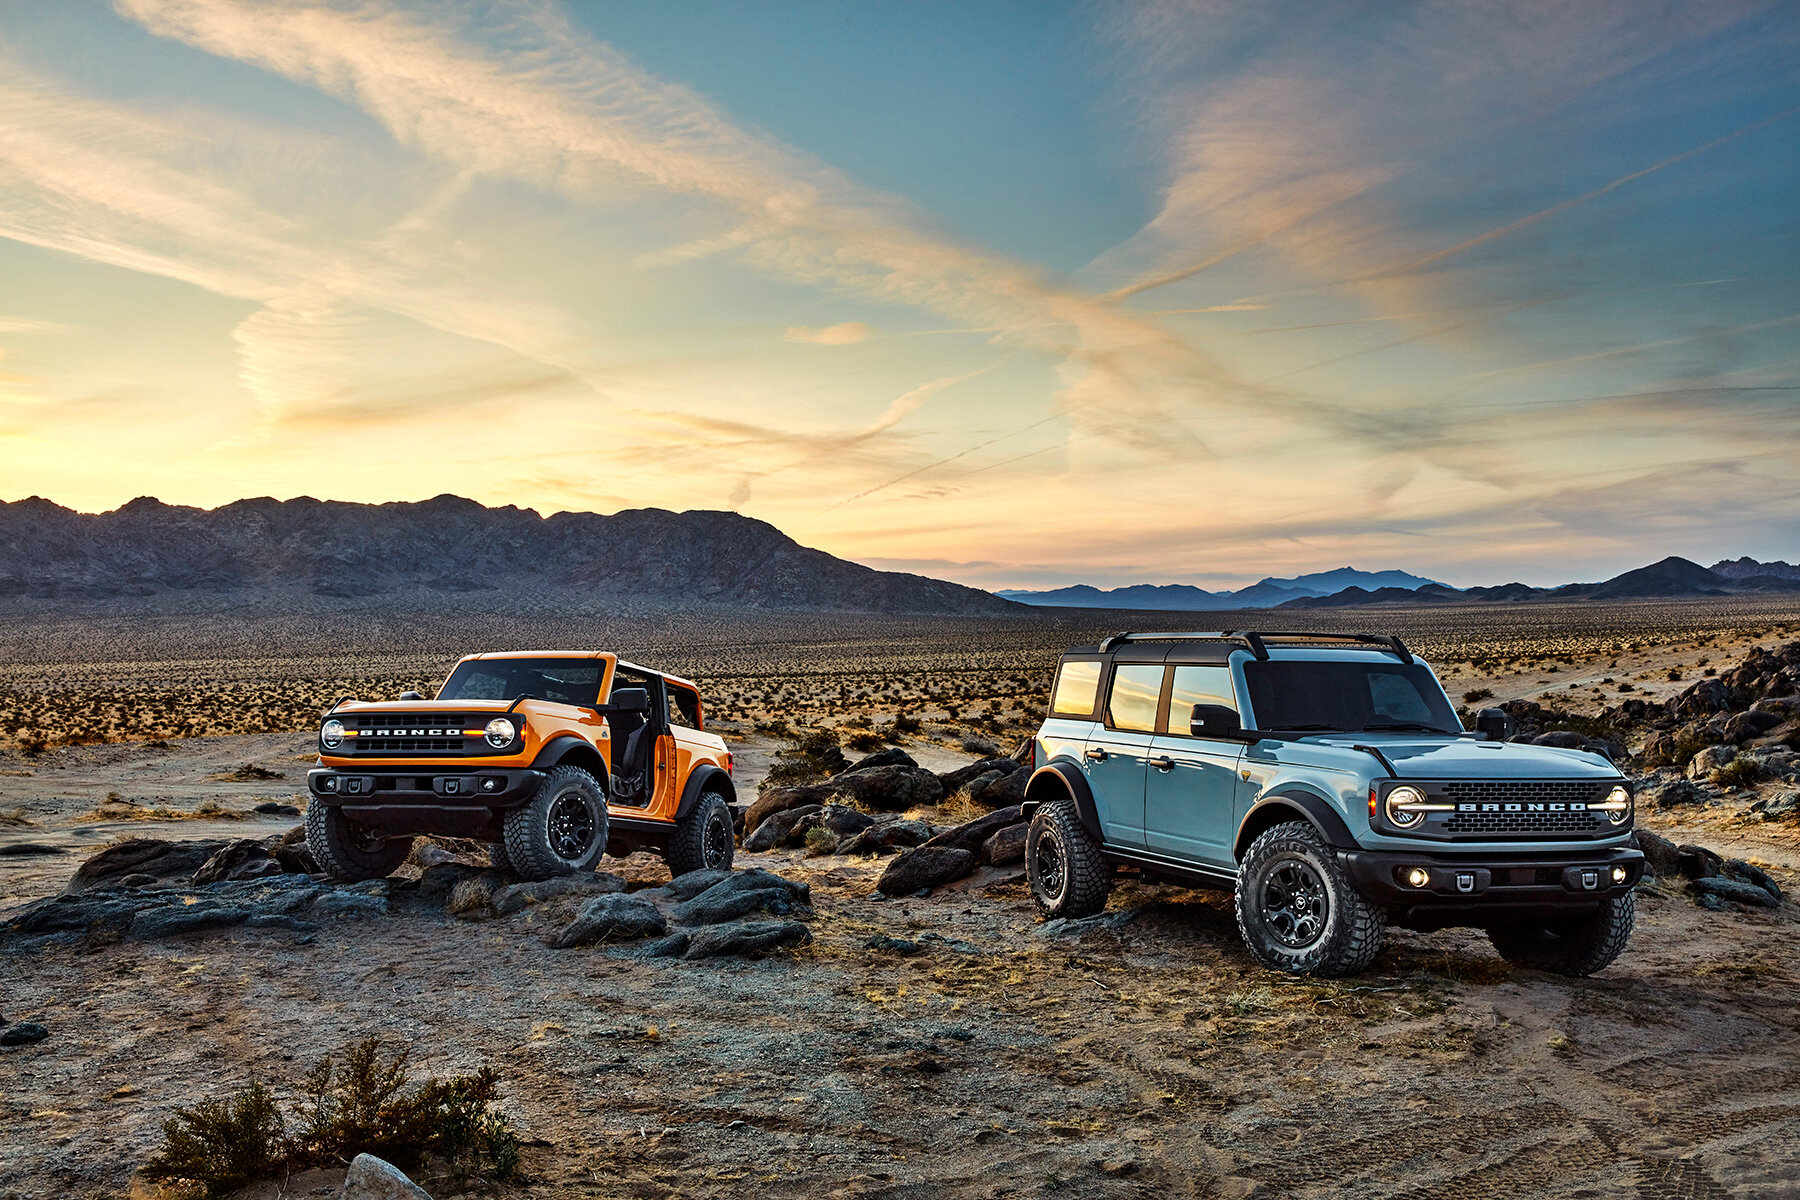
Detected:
left=608, top=710, right=650, bottom=804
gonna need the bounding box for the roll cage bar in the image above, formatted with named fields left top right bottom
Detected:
left=1094, top=629, right=1414, bottom=664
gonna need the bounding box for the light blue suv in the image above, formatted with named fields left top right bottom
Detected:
left=1021, top=631, right=1642, bottom=977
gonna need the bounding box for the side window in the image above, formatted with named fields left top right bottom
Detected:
left=667, top=684, right=701, bottom=729
left=1168, top=666, right=1235, bottom=735
left=1050, top=660, right=1102, bottom=716
left=1106, top=665, right=1166, bottom=733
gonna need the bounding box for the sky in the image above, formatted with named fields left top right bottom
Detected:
left=0, top=1, right=1796, bottom=591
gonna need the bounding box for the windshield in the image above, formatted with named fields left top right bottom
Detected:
left=1242, top=659, right=1460, bottom=734
left=438, top=658, right=603, bottom=706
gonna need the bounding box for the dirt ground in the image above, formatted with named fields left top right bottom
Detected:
left=4, top=730, right=1800, bottom=1200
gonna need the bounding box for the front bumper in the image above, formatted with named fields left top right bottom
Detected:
left=1341, top=844, right=1644, bottom=928
left=307, top=766, right=546, bottom=838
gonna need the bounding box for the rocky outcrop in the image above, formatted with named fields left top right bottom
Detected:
left=541, top=867, right=814, bottom=958
left=339, top=1153, right=434, bottom=1200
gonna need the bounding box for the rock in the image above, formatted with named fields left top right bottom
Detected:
left=65, top=838, right=227, bottom=893
left=1760, top=789, right=1800, bottom=820
left=1689, top=877, right=1780, bottom=909
left=920, top=806, right=1024, bottom=854
left=417, top=862, right=485, bottom=903
left=409, top=841, right=464, bottom=869
left=548, top=892, right=668, bottom=948
left=0, top=1022, right=49, bottom=1047
left=1675, top=843, right=1723, bottom=880
left=743, top=787, right=833, bottom=838
left=883, top=819, right=932, bottom=848
left=127, top=904, right=250, bottom=940
left=1639, top=730, right=1676, bottom=763
left=192, top=840, right=285, bottom=886
left=653, top=869, right=735, bottom=902
left=273, top=843, right=320, bottom=875
left=339, top=1153, right=434, bottom=1200
left=682, top=919, right=811, bottom=958
left=310, top=890, right=388, bottom=920
left=1532, top=731, right=1587, bottom=750
left=865, top=935, right=924, bottom=955
left=1723, top=858, right=1783, bottom=903
left=491, top=872, right=626, bottom=916
left=667, top=869, right=811, bottom=926
left=980, top=823, right=1028, bottom=866
left=1686, top=744, right=1736, bottom=779
left=743, top=804, right=822, bottom=851
left=975, top=768, right=1030, bottom=808
left=841, top=747, right=918, bottom=774
left=636, top=931, right=692, bottom=957
left=809, top=804, right=877, bottom=838
left=253, top=802, right=301, bottom=817
left=119, top=873, right=157, bottom=887
left=0, top=842, right=63, bottom=856
left=1643, top=777, right=1706, bottom=807
left=1633, top=829, right=1680, bottom=878
left=836, top=827, right=895, bottom=857
left=279, top=825, right=308, bottom=846
left=1723, top=710, right=1783, bottom=744
left=939, top=757, right=1022, bottom=793
left=828, top=765, right=945, bottom=813
left=876, top=847, right=976, bottom=896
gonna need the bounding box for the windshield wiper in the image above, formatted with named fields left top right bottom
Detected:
left=1360, top=722, right=1453, bottom=734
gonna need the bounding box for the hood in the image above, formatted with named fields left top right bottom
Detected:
left=330, top=699, right=514, bottom=714
left=1305, top=734, right=1621, bottom=779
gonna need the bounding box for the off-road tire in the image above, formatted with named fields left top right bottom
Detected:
left=1027, top=799, right=1110, bottom=919
left=1487, top=892, right=1635, bottom=977
left=486, top=838, right=515, bottom=876
left=1235, top=821, right=1384, bottom=977
left=667, top=791, right=735, bottom=876
left=502, top=766, right=609, bottom=881
left=305, top=800, right=412, bottom=883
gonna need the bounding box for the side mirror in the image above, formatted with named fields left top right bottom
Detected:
left=1190, top=703, right=1250, bottom=740
left=606, top=687, right=651, bottom=714
left=399, top=691, right=424, bottom=702
left=1475, top=707, right=1510, bottom=742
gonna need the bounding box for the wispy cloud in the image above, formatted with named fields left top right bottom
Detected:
left=784, top=321, right=874, bottom=345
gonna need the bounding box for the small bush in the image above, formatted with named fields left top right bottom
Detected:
left=1667, top=669, right=1683, bottom=682
left=802, top=826, right=839, bottom=857
left=142, top=1080, right=287, bottom=1199
left=761, top=759, right=827, bottom=788
left=1711, top=759, right=1767, bottom=789
left=1462, top=688, right=1494, bottom=703
left=843, top=730, right=885, bottom=752
left=890, top=713, right=922, bottom=735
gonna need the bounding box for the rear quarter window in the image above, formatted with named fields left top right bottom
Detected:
left=1050, top=659, right=1103, bottom=716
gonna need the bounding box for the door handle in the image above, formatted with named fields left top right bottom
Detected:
left=1151, top=756, right=1175, bottom=772
left=1083, top=747, right=1108, bottom=762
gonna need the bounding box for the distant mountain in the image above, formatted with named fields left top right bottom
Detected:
left=999, top=566, right=1444, bottom=610
left=1712, top=556, right=1800, bottom=582
left=0, top=495, right=1020, bottom=615
left=1276, top=555, right=1800, bottom=608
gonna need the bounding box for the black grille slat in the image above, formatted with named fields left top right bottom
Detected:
left=1440, top=780, right=1605, bottom=805
left=1444, top=811, right=1607, bottom=834
left=1426, top=779, right=1616, bottom=838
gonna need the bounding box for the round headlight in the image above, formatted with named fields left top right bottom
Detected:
left=1604, top=784, right=1631, bottom=824
left=484, top=717, right=517, bottom=748
left=1386, top=784, right=1427, bottom=828
left=320, top=719, right=345, bottom=750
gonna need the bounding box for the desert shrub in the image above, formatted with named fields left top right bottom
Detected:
left=889, top=713, right=922, bottom=735
left=843, top=729, right=885, bottom=752
left=1667, top=669, right=1683, bottom=681
left=1711, top=759, right=1768, bottom=789
left=142, top=1080, right=287, bottom=1199
left=803, top=826, right=839, bottom=856
left=761, top=758, right=827, bottom=788
left=144, top=1038, right=517, bottom=1197
left=1462, top=688, right=1494, bottom=703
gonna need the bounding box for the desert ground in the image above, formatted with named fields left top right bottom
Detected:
left=4, top=598, right=1800, bottom=1199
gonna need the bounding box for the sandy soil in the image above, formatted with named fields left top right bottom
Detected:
left=4, top=735, right=1799, bottom=1200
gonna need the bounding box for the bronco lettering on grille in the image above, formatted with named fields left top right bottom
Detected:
left=1457, top=802, right=1589, bottom=812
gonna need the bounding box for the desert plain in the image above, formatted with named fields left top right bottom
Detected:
left=4, top=597, right=1800, bottom=1200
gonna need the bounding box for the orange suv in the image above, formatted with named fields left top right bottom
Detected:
left=305, top=652, right=736, bottom=882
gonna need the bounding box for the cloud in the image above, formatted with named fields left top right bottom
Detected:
left=0, top=316, right=75, bottom=334
left=783, top=321, right=874, bottom=345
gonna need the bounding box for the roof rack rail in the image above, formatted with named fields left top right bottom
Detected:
left=1095, top=630, right=1413, bottom=663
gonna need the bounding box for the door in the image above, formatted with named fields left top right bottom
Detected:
left=1146, top=665, right=1244, bottom=868
left=1080, top=663, right=1165, bottom=848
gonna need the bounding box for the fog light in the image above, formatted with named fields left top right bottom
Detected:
left=1611, top=866, right=1628, bottom=884
left=1406, top=867, right=1431, bottom=888
left=319, top=776, right=337, bottom=793
left=482, top=777, right=500, bottom=792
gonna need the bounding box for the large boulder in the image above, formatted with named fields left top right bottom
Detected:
left=548, top=893, right=668, bottom=948
left=667, top=869, right=811, bottom=926
left=744, top=786, right=833, bottom=837
left=1723, top=710, right=1783, bottom=744
left=1690, top=876, right=1779, bottom=909
left=919, top=806, right=1024, bottom=854
left=939, top=757, right=1022, bottom=793
left=829, top=766, right=944, bottom=813
left=1633, top=829, right=1680, bottom=878
left=65, top=839, right=227, bottom=893
left=339, top=1153, right=434, bottom=1200
left=840, top=747, right=918, bottom=774
left=682, top=919, right=811, bottom=959
left=743, top=804, right=822, bottom=851
left=974, top=768, right=1029, bottom=808
left=192, top=840, right=286, bottom=887
left=1686, top=745, right=1736, bottom=779
left=491, top=872, right=626, bottom=916
left=1642, top=777, right=1706, bottom=807
left=876, top=847, right=975, bottom=897
left=980, top=823, right=1028, bottom=866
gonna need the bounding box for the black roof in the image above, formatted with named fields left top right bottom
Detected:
left=1062, top=630, right=1413, bottom=664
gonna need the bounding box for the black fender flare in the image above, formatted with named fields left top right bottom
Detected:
left=529, top=735, right=606, bottom=778
left=1233, top=789, right=1359, bottom=860
left=1020, top=762, right=1103, bottom=843
left=676, top=764, right=736, bottom=821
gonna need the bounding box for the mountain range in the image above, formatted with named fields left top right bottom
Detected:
left=0, top=495, right=1018, bottom=615
left=996, top=568, right=1445, bottom=610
